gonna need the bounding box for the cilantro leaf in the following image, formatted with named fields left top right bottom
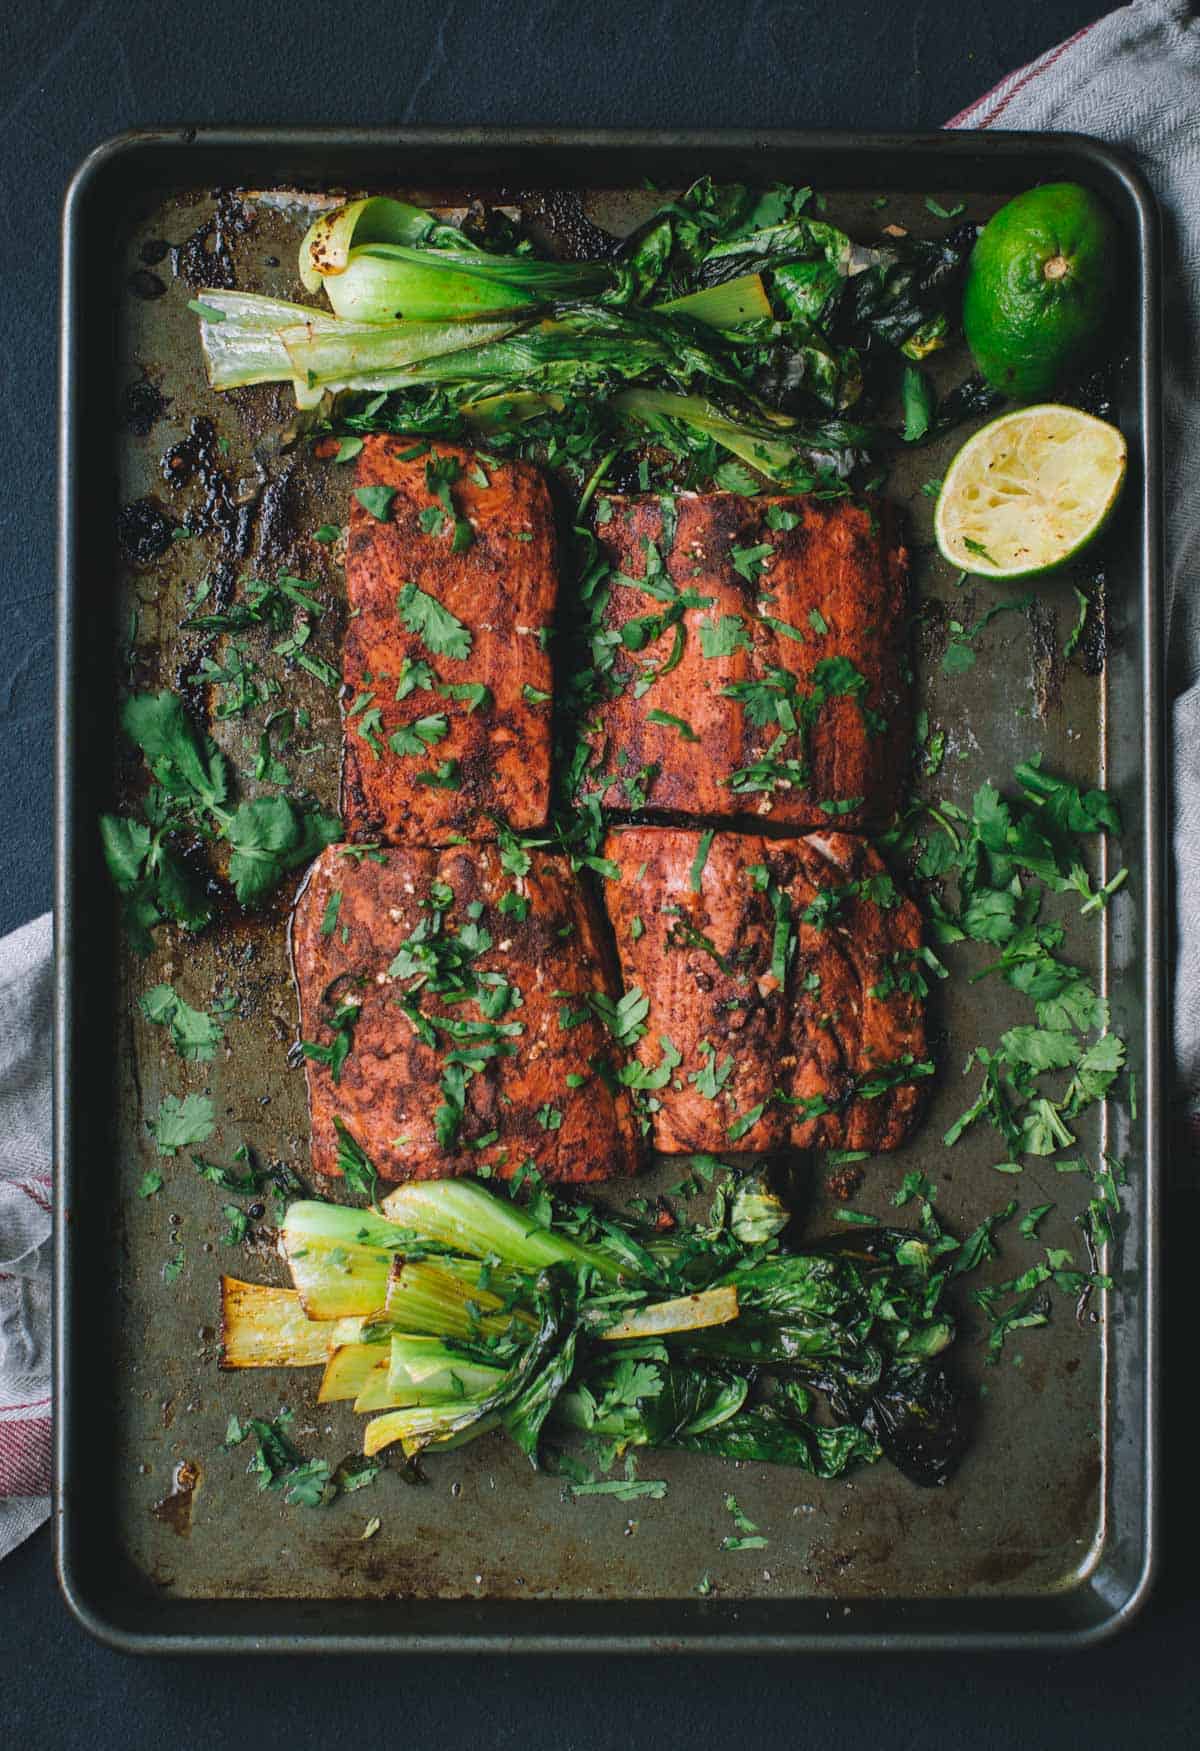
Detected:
left=224, top=797, right=340, bottom=906
left=1014, top=756, right=1122, bottom=838
left=396, top=658, right=435, bottom=699
left=1036, top=980, right=1107, bottom=1034
left=997, top=1026, right=1079, bottom=1073
left=647, top=708, right=699, bottom=742
left=1061, top=1034, right=1126, bottom=1117
left=689, top=1041, right=733, bottom=1101
left=942, top=641, right=976, bottom=675
left=149, top=1092, right=215, bottom=1156
left=140, top=984, right=223, bottom=1061
left=397, top=583, right=472, bottom=661
left=388, top=714, right=450, bottom=757
left=413, top=759, right=462, bottom=789
left=728, top=1101, right=766, bottom=1143
left=439, top=680, right=492, bottom=713
left=699, top=614, right=753, bottom=658
left=713, top=460, right=763, bottom=495
left=283, top=1458, right=336, bottom=1507
left=730, top=542, right=774, bottom=583
left=424, top=454, right=474, bottom=551
left=589, top=986, right=650, bottom=1048
left=121, top=691, right=228, bottom=812
left=333, top=1117, right=380, bottom=1205
left=690, top=829, right=715, bottom=893
left=354, top=485, right=397, bottom=521
left=961, top=888, right=1017, bottom=944
left=619, top=1035, right=682, bottom=1092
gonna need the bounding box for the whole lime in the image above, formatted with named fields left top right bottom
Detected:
left=962, top=183, right=1117, bottom=399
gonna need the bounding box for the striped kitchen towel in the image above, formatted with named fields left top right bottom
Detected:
left=947, top=0, right=1200, bottom=1144
left=0, top=913, right=52, bottom=1560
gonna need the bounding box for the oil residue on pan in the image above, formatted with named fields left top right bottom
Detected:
left=152, top=1460, right=201, bottom=1538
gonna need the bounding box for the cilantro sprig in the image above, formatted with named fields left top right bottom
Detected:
left=101, top=691, right=341, bottom=946
left=894, top=758, right=1128, bottom=1165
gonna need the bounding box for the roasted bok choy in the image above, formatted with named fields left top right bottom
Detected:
left=221, top=1172, right=969, bottom=1487
left=191, top=179, right=981, bottom=492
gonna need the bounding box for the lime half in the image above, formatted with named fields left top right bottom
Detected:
left=934, top=404, right=1127, bottom=579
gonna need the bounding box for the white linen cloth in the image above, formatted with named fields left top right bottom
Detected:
left=0, top=912, right=52, bottom=1558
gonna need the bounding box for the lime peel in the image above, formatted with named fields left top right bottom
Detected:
left=934, top=404, right=1126, bottom=580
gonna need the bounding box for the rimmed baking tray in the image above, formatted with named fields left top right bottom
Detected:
left=55, top=127, right=1162, bottom=1653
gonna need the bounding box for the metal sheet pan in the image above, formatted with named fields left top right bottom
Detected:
left=55, top=128, right=1162, bottom=1653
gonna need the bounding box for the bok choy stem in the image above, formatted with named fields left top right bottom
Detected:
left=299, top=195, right=486, bottom=293
left=381, top=1179, right=625, bottom=1281
left=383, top=1257, right=536, bottom=1341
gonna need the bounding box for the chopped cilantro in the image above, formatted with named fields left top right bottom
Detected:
left=647, top=708, right=699, bottom=742
left=354, top=485, right=397, bottom=521
left=942, top=641, right=976, bottom=675
left=149, top=1092, right=215, bottom=1156
left=413, top=759, right=462, bottom=789
left=425, top=454, right=474, bottom=551
left=721, top=1493, right=767, bottom=1551
left=730, top=542, right=774, bottom=583
left=140, top=985, right=223, bottom=1062
left=333, top=1118, right=380, bottom=1206
left=439, top=680, right=492, bottom=713
left=388, top=714, right=449, bottom=757
left=700, top=614, right=753, bottom=658
left=728, top=1102, right=765, bottom=1143
left=690, top=829, right=715, bottom=893
left=397, top=583, right=472, bottom=661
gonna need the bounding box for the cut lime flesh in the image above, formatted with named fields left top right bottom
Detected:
left=934, top=404, right=1127, bottom=579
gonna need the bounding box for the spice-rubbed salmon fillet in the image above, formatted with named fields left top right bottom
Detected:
left=602, top=827, right=928, bottom=1154
left=291, top=843, right=639, bottom=1184
left=342, top=438, right=556, bottom=841
left=578, top=493, right=909, bottom=828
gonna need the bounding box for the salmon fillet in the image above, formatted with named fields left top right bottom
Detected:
left=602, top=827, right=927, bottom=1153
left=291, top=843, right=640, bottom=1184
left=342, top=438, right=556, bottom=841
left=578, top=493, right=909, bottom=828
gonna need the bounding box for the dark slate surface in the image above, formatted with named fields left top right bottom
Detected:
left=8, top=0, right=1199, bottom=1742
